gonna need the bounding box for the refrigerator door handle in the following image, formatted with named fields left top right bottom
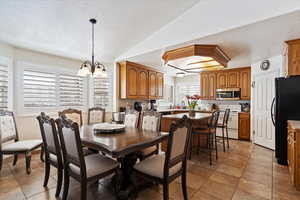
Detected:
left=271, top=97, right=276, bottom=126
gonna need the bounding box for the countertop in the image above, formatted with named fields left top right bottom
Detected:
left=162, top=112, right=211, bottom=120
left=288, top=120, right=300, bottom=130
left=157, top=109, right=212, bottom=113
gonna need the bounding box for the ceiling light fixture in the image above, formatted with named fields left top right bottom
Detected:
left=78, top=18, right=107, bottom=77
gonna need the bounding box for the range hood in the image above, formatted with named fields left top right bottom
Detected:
left=162, top=44, right=230, bottom=73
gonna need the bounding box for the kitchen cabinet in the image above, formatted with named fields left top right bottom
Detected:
left=286, top=39, right=300, bottom=76
left=287, top=121, right=300, bottom=191
left=199, top=67, right=251, bottom=100
left=200, top=72, right=209, bottom=99
left=238, top=112, right=250, bottom=140
left=240, top=68, right=251, bottom=100
left=227, top=70, right=240, bottom=88
left=217, top=72, right=227, bottom=89
left=119, top=61, right=164, bottom=100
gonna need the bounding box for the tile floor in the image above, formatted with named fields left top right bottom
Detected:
left=1, top=140, right=300, bottom=200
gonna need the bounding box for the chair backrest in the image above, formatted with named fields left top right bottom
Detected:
left=56, top=115, right=86, bottom=172
left=0, top=111, right=18, bottom=147
left=88, top=107, right=105, bottom=124
left=124, top=111, right=139, bottom=128
left=209, top=111, right=220, bottom=129
left=58, top=108, right=83, bottom=126
left=36, top=112, right=61, bottom=160
left=164, top=115, right=191, bottom=178
left=139, top=111, right=161, bottom=132
left=223, top=109, right=230, bottom=126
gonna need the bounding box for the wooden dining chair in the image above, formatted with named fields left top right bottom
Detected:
left=56, top=115, right=119, bottom=200
left=36, top=112, right=63, bottom=197
left=217, top=109, right=230, bottom=152
left=137, top=111, right=161, bottom=160
left=124, top=110, right=139, bottom=128
left=58, top=108, right=83, bottom=126
left=88, top=107, right=105, bottom=125
left=0, top=111, right=43, bottom=174
left=133, top=115, right=192, bottom=200
left=191, top=111, right=220, bottom=165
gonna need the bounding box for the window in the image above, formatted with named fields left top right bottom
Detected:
left=176, top=84, right=200, bottom=105
left=23, top=70, right=56, bottom=108
left=59, top=74, right=83, bottom=107
left=0, top=64, right=9, bottom=109
left=93, top=77, right=111, bottom=110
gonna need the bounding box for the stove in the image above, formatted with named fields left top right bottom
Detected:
left=217, top=104, right=241, bottom=139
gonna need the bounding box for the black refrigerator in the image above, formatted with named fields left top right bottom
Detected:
left=273, top=76, right=300, bottom=165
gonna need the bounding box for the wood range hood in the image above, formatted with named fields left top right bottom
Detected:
left=162, top=44, right=230, bottom=73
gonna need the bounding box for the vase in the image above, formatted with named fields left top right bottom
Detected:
left=189, top=110, right=196, bottom=117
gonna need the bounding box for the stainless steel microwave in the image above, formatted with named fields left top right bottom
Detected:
left=216, top=88, right=241, bottom=100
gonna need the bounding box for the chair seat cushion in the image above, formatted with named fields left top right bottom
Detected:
left=140, top=146, right=158, bottom=157
left=134, top=153, right=182, bottom=179
left=69, top=154, right=118, bottom=178
left=2, top=140, right=42, bottom=152
left=49, top=153, right=57, bottom=164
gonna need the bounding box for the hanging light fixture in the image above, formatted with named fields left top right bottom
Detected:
left=78, top=18, right=107, bottom=77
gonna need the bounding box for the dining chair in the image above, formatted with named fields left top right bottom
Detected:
left=88, top=107, right=105, bottom=125
left=217, top=109, right=230, bottom=152
left=124, top=110, right=139, bottom=128
left=58, top=108, right=83, bottom=126
left=133, top=115, right=192, bottom=200
left=36, top=112, right=63, bottom=197
left=56, top=115, right=119, bottom=200
left=0, top=111, right=43, bottom=174
left=191, top=111, right=220, bottom=165
left=137, top=111, right=161, bottom=160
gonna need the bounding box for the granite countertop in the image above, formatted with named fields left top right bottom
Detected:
left=162, top=112, right=211, bottom=120
left=288, top=120, right=300, bottom=130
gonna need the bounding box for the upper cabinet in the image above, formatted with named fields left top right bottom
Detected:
left=286, top=39, right=300, bottom=76
left=119, top=61, right=164, bottom=100
left=200, top=67, right=251, bottom=100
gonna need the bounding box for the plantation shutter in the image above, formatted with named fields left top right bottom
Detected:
left=94, top=77, right=111, bottom=109
left=59, top=74, right=83, bottom=106
left=23, top=70, right=56, bottom=107
left=0, top=65, right=9, bottom=109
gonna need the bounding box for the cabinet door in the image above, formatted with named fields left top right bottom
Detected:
left=227, top=71, right=240, bottom=88
left=238, top=113, right=250, bottom=140
left=240, top=68, right=251, bottom=100
left=287, top=129, right=295, bottom=183
left=200, top=73, right=209, bottom=99
left=208, top=73, right=216, bottom=99
left=156, top=72, right=164, bottom=98
left=127, top=65, right=138, bottom=98
left=288, top=43, right=300, bottom=76
left=149, top=71, right=157, bottom=99
left=217, top=72, right=227, bottom=89
left=137, top=68, right=149, bottom=99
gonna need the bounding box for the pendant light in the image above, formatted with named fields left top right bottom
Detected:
left=77, top=18, right=107, bottom=77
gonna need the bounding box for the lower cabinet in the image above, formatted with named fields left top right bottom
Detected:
left=287, top=121, right=300, bottom=191
left=238, top=112, right=250, bottom=140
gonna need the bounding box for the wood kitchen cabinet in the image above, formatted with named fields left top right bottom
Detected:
left=286, top=39, right=300, bottom=76
left=238, top=112, right=250, bottom=140
left=240, top=68, right=251, bottom=100
left=119, top=61, right=164, bottom=100
left=199, top=67, right=251, bottom=100
left=287, top=121, right=300, bottom=191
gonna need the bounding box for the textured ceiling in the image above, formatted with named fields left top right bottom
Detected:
left=0, top=0, right=201, bottom=62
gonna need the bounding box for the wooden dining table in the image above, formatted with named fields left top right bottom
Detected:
left=80, top=125, right=169, bottom=199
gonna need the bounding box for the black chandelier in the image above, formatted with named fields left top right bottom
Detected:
left=77, top=18, right=107, bottom=77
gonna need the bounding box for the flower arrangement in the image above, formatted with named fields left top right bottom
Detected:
left=186, top=94, right=201, bottom=110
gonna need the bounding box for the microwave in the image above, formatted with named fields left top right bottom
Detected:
left=216, top=88, right=240, bottom=100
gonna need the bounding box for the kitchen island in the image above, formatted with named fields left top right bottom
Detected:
left=160, top=112, right=212, bottom=152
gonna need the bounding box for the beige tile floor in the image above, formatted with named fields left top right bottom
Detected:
left=1, top=140, right=300, bottom=200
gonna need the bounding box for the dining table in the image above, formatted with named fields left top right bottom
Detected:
left=80, top=124, right=169, bottom=199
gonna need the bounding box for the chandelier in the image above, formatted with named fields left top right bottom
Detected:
left=77, top=18, right=107, bottom=77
